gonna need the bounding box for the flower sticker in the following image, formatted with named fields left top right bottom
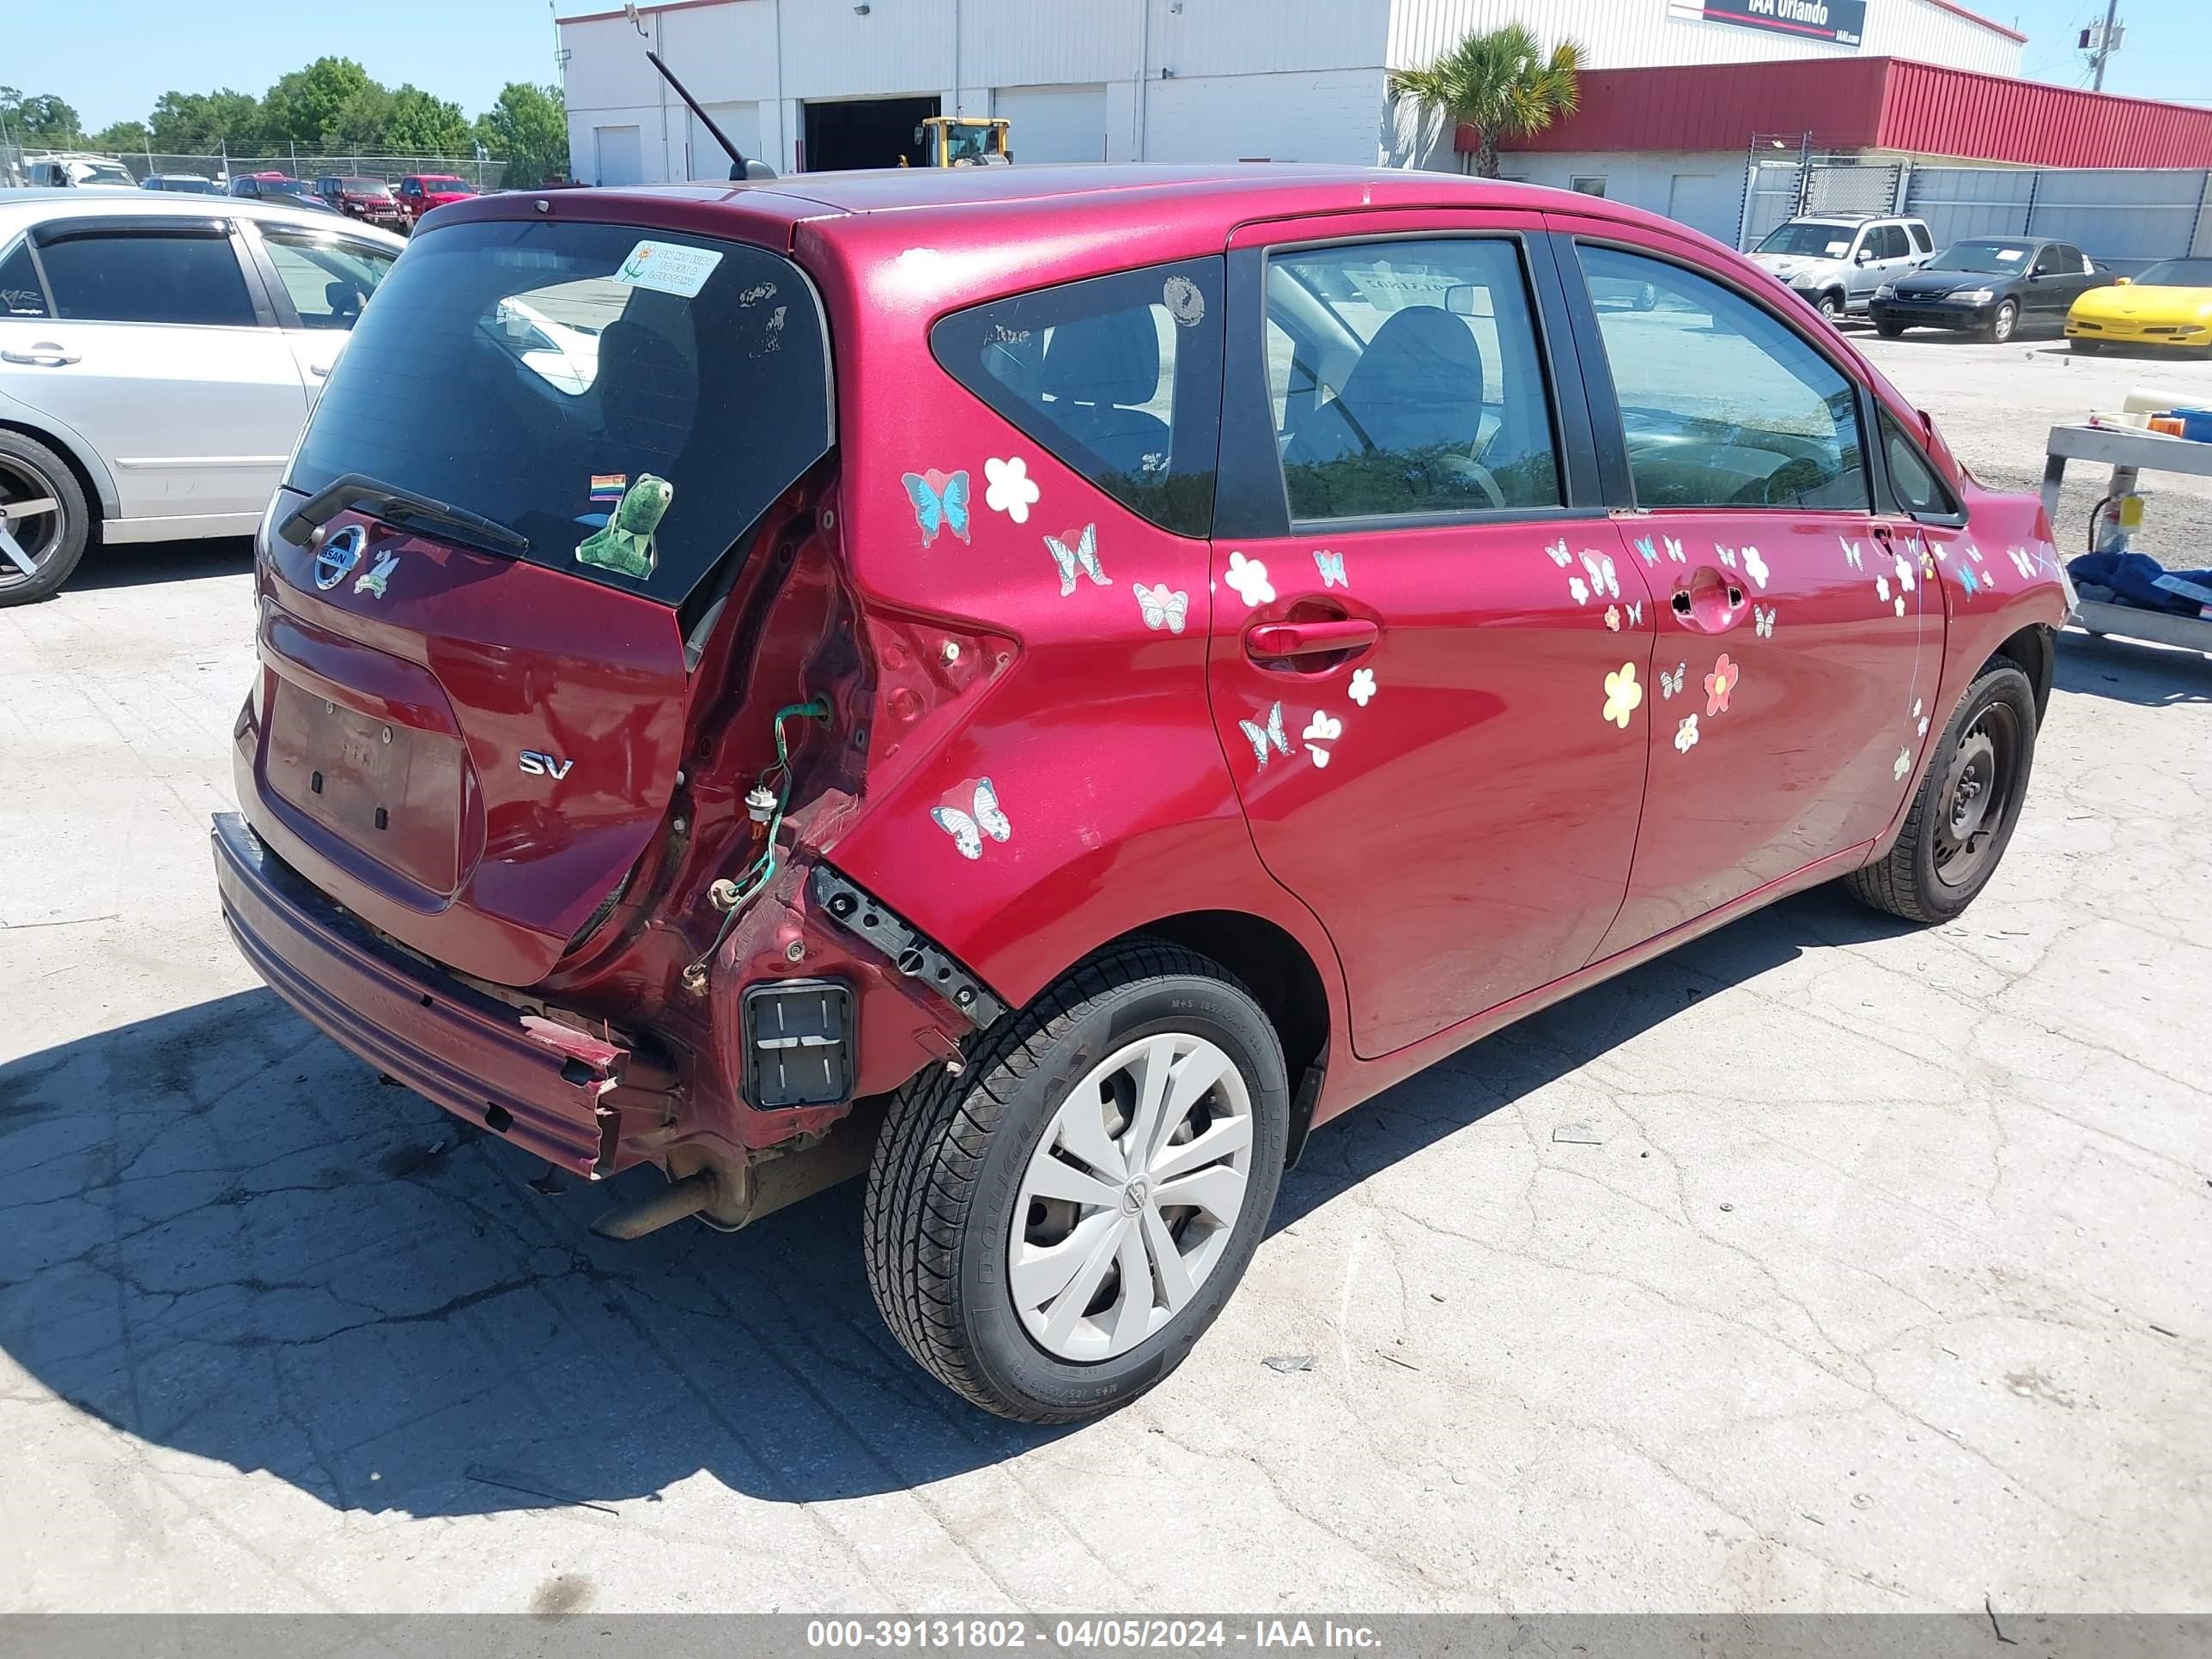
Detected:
left=1225, top=550, right=1274, bottom=607
left=1602, top=662, right=1644, bottom=730
left=1568, top=575, right=1589, bottom=606
left=1742, top=546, right=1769, bottom=589
left=1894, top=593, right=1907, bottom=617
left=1893, top=747, right=1912, bottom=781
left=1302, top=710, right=1342, bottom=768
left=1913, top=697, right=1928, bottom=738
left=1893, top=553, right=1915, bottom=594
left=1979, top=561, right=1999, bottom=590
left=1704, top=653, right=1740, bottom=716
left=1674, top=714, right=1700, bottom=754
left=1605, top=605, right=1621, bottom=632
left=1753, top=604, right=1776, bottom=639
left=983, top=455, right=1039, bottom=523
left=1348, top=667, right=1377, bottom=708
left=1875, top=574, right=1891, bottom=604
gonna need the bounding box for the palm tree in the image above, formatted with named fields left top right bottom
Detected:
left=1389, top=23, right=1584, bottom=180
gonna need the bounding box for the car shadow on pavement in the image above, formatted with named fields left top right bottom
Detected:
left=2056, top=629, right=2212, bottom=705
left=72, top=537, right=255, bottom=592
left=0, top=886, right=1909, bottom=1519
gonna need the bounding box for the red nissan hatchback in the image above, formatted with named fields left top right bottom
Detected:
left=215, top=166, right=2067, bottom=1421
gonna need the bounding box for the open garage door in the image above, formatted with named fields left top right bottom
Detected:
left=993, top=85, right=1107, bottom=164
left=802, top=96, right=939, bottom=172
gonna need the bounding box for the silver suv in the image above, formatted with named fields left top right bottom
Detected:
left=1749, top=216, right=1935, bottom=322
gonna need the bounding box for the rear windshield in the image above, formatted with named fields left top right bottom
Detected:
left=2140, top=259, right=2212, bottom=287
left=286, top=218, right=831, bottom=604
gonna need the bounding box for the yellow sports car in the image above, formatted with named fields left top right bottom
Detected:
left=2068, top=258, right=2212, bottom=354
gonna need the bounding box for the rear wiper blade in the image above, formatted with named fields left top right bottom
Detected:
left=276, top=472, right=531, bottom=560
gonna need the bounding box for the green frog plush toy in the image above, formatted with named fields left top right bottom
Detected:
left=575, top=473, right=673, bottom=579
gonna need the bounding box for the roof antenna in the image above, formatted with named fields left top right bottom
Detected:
left=627, top=1, right=776, bottom=181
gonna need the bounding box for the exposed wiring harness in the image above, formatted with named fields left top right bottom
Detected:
left=683, top=696, right=831, bottom=988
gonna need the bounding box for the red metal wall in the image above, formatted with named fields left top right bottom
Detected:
left=1481, top=57, right=2212, bottom=168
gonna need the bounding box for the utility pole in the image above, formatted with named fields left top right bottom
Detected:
left=2086, top=0, right=2123, bottom=92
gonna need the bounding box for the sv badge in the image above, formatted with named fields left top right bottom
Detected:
left=520, top=750, right=574, bottom=780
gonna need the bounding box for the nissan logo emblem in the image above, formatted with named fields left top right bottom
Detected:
left=313, top=525, right=365, bottom=591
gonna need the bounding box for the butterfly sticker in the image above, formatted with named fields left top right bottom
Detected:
left=1626, top=600, right=1644, bottom=628
left=1302, top=710, right=1342, bottom=768
left=1841, top=538, right=1865, bottom=572
left=1742, top=546, right=1769, bottom=590
left=1753, top=604, right=1776, bottom=639
left=1568, top=575, right=1589, bottom=606
left=1240, top=700, right=1290, bottom=769
left=1043, top=524, right=1110, bottom=597
left=931, top=777, right=1012, bottom=860
left=1960, top=564, right=1980, bottom=597
left=1133, top=582, right=1188, bottom=634
left=1978, top=562, right=1999, bottom=590
left=1968, top=544, right=1985, bottom=564
left=1605, top=605, right=1621, bottom=632
left=1314, top=550, right=1348, bottom=588
left=1581, top=550, right=1620, bottom=600
left=1660, top=662, right=1686, bottom=700
left=1634, top=535, right=1659, bottom=566
left=1716, top=544, right=1738, bottom=570
left=2008, top=545, right=2036, bottom=580
left=1663, top=537, right=1686, bottom=564
left=901, top=469, right=972, bottom=548
left=1545, top=539, right=1573, bottom=568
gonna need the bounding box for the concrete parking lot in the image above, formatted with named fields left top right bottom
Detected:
left=3, top=338, right=2210, bottom=1614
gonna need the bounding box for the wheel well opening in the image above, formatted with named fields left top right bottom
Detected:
left=0, top=419, right=104, bottom=535
left=1120, top=910, right=1332, bottom=1161
left=1985, top=623, right=2055, bottom=720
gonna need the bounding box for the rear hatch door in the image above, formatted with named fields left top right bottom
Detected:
left=244, top=214, right=830, bottom=986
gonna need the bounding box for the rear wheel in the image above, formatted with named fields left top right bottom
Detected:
left=865, top=940, right=1290, bottom=1422
left=1986, top=299, right=2020, bottom=343
left=0, top=430, right=91, bottom=607
left=1846, top=663, right=2038, bottom=925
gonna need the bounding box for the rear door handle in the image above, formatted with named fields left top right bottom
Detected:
left=1245, top=618, right=1380, bottom=661
left=2, top=344, right=79, bottom=366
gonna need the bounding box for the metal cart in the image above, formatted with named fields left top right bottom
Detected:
left=2041, top=422, right=2212, bottom=653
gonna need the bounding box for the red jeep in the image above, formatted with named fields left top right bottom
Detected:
left=395, top=173, right=477, bottom=228
left=214, top=167, right=2066, bottom=1422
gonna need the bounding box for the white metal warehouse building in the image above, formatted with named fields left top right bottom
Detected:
left=556, top=0, right=2028, bottom=186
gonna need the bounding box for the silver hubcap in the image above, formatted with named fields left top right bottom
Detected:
left=1010, top=1032, right=1254, bottom=1363
left=0, top=457, right=63, bottom=585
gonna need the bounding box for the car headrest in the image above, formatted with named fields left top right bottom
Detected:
left=1040, top=307, right=1160, bottom=408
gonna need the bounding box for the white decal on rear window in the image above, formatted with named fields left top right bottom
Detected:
left=613, top=240, right=722, bottom=298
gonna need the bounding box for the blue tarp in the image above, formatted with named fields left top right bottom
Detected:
left=2068, top=551, right=2212, bottom=617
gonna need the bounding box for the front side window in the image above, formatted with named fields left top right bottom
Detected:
left=38, top=228, right=255, bottom=326
left=1265, top=239, right=1560, bottom=522
left=1578, top=244, right=1869, bottom=513
left=258, top=228, right=396, bottom=329
left=931, top=259, right=1223, bottom=538
left=288, top=219, right=830, bottom=604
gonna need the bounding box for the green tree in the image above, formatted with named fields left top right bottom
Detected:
left=475, top=83, right=569, bottom=184
left=384, top=86, right=473, bottom=155
left=149, top=88, right=264, bottom=155
left=0, top=87, right=82, bottom=143
left=1389, top=22, right=1583, bottom=179
left=258, top=57, right=374, bottom=149
left=90, top=120, right=153, bottom=153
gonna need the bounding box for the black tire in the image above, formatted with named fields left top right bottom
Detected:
left=0, top=428, right=92, bottom=606
left=1846, top=663, right=2038, bottom=925
left=2069, top=337, right=2102, bottom=355
left=1985, top=299, right=2020, bottom=343
left=1817, top=291, right=1845, bottom=325
left=865, top=939, right=1291, bottom=1422
left=1875, top=319, right=1907, bottom=338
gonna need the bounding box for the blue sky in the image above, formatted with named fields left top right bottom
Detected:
left=38, top=0, right=2212, bottom=130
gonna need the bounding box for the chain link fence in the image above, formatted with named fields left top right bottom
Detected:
left=3, top=143, right=510, bottom=192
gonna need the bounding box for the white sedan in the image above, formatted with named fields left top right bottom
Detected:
left=0, top=191, right=407, bottom=605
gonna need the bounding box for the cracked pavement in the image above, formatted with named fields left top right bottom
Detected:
left=4, top=349, right=2211, bottom=1611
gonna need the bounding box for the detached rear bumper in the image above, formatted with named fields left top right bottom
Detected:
left=212, top=811, right=634, bottom=1176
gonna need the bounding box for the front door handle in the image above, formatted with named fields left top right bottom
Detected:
left=2, top=343, right=80, bottom=366
left=1245, top=617, right=1380, bottom=661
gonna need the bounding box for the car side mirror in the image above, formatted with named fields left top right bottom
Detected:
left=2116, top=276, right=2133, bottom=286
left=1855, top=248, right=1875, bottom=266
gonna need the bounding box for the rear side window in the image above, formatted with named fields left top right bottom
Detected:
left=287, top=219, right=831, bottom=604
left=1910, top=223, right=1934, bottom=253
left=0, top=241, right=48, bottom=317
left=1577, top=245, right=1869, bottom=513
left=931, top=259, right=1223, bottom=538
left=1264, top=238, right=1560, bottom=522
left=38, top=228, right=254, bottom=326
